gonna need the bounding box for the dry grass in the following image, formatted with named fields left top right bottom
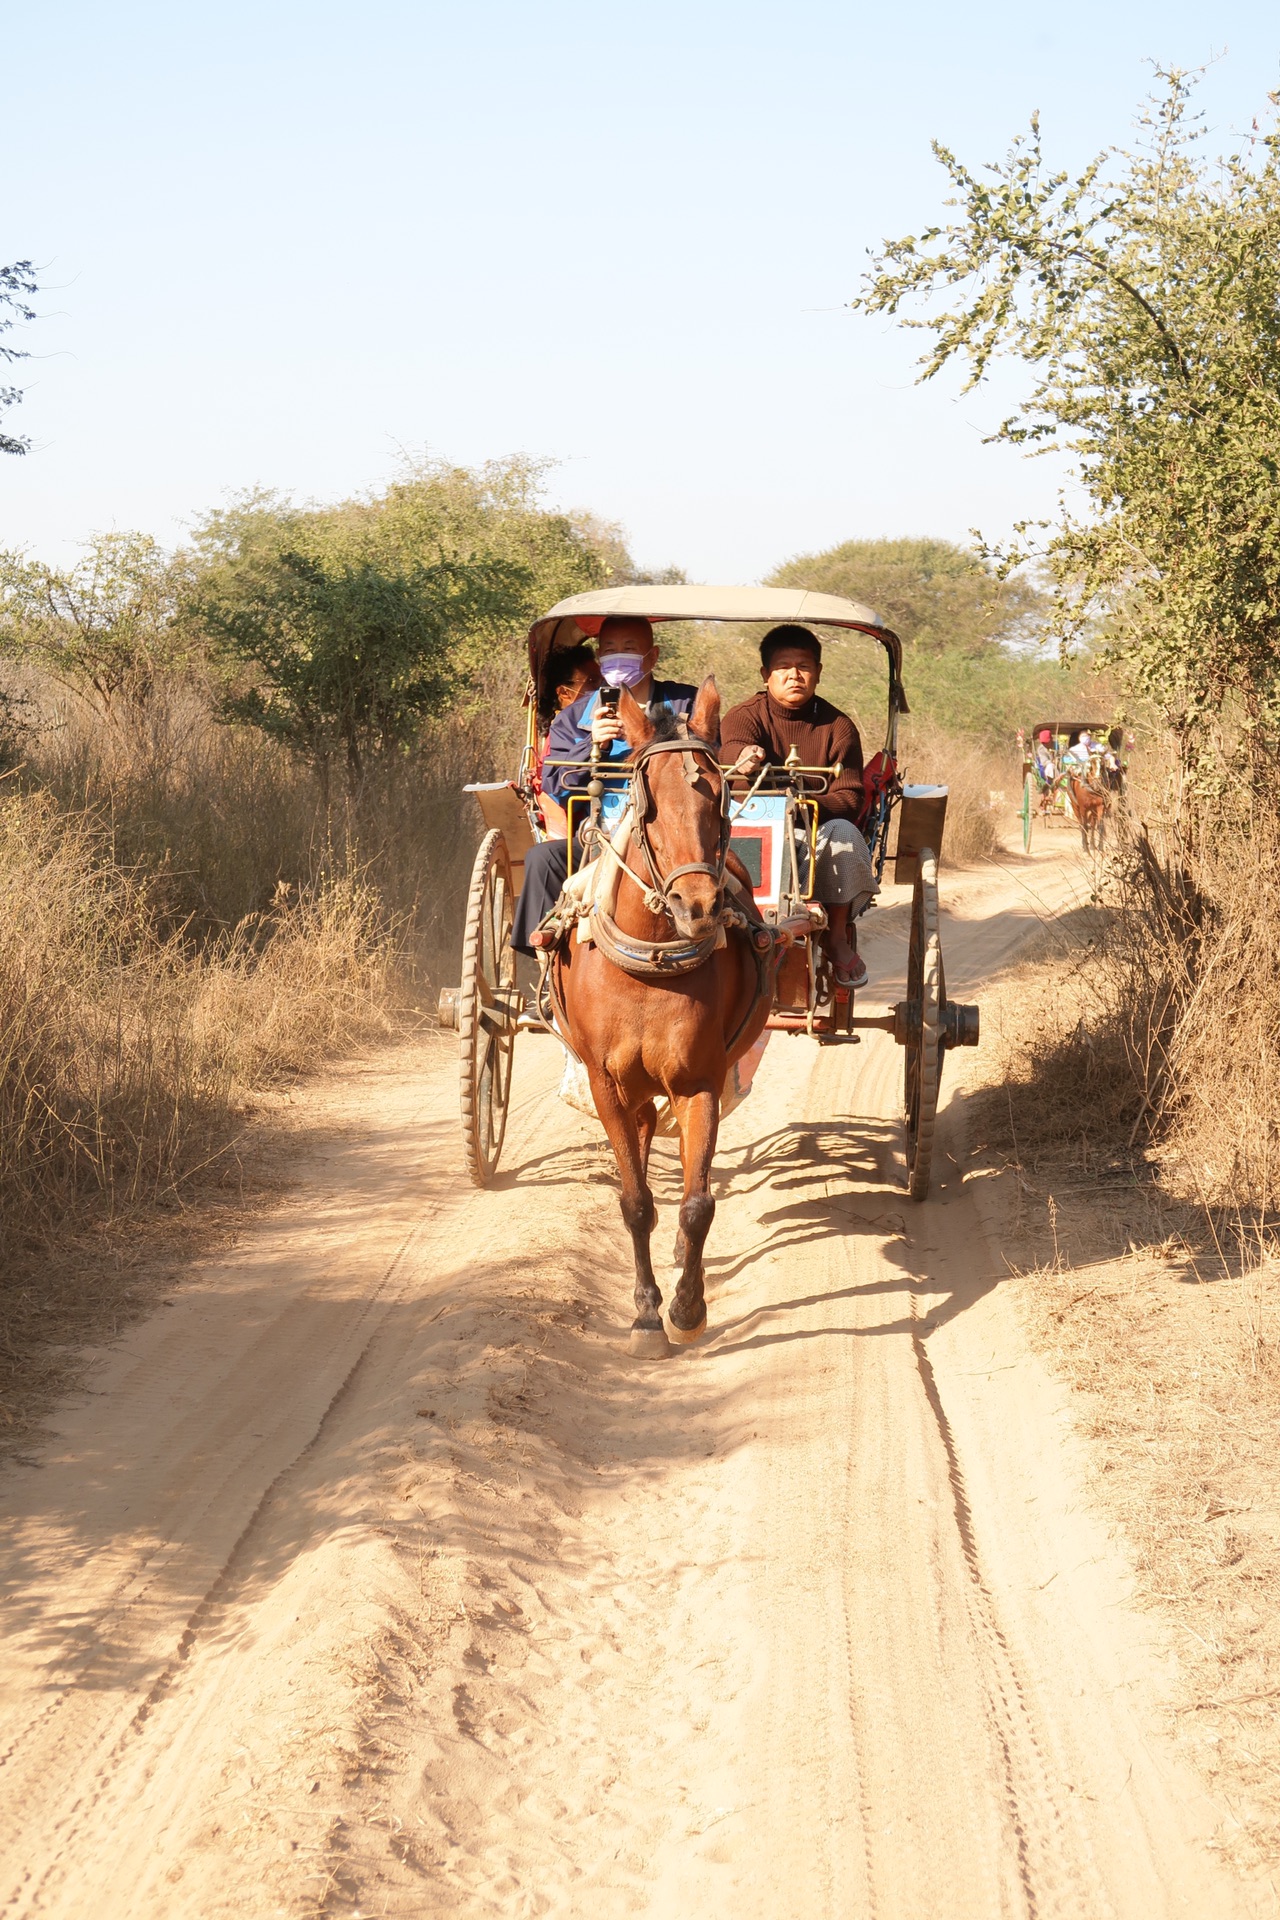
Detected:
left=900, top=720, right=1008, bottom=866
left=13, top=663, right=524, bottom=973
left=969, top=891, right=1280, bottom=1876
left=0, top=788, right=396, bottom=1237
left=990, top=792, right=1280, bottom=1234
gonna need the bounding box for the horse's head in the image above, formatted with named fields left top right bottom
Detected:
left=619, top=677, right=726, bottom=939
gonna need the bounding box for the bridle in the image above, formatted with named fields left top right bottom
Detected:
left=625, top=728, right=732, bottom=917
left=544, top=717, right=777, bottom=1034
left=567, top=723, right=739, bottom=981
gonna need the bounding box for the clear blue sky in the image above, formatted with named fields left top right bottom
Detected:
left=2, top=1, right=1276, bottom=579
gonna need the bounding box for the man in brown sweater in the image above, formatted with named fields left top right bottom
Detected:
left=721, top=624, right=878, bottom=987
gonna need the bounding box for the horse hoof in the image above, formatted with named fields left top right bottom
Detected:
left=666, top=1312, right=707, bottom=1347
left=628, top=1326, right=673, bottom=1359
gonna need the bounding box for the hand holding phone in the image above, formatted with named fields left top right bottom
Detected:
left=590, top=687, right=624, bottom=749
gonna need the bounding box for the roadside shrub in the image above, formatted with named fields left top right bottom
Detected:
left=0, top=790, right=395, bottom=1247
left=899, top=721, right=1007, bottom=866
left=991, top=792, right=1280, bottom=1244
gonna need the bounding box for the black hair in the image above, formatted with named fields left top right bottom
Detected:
left=760, top=623, right=822, bottom=671
left=551, top=642, right=596, bottom=690
left=538, top=642, right=597, bottom=727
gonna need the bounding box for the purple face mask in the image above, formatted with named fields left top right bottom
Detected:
left=599, top=653, right=647, bottom=689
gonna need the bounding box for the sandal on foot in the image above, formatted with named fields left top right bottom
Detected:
left=834, top=954, right=868, bottom=990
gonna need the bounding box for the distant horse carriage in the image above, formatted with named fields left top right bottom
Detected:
left=439, top=586, right=979, bottom=1356
left=1018, top=721, right=1129, bottom=854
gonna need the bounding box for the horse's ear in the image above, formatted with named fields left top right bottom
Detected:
left=618, top=685, right=656, bottom=749
left=691, top=674, right=720, bottom=744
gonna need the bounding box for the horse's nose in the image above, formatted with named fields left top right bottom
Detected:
left=671, top=885, right=722, bottom=924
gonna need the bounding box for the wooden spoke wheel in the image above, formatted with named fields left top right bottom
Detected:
left=458, top=829, right=517, bottom=1188
left=1021, top=770, right=1036, bottom=852
left=903, top=848, right=944, bottom=1202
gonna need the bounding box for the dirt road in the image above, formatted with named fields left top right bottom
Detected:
left=0, top=851, right=1265, bottom=1917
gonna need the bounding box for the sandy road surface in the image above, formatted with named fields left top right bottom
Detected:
left=0, top=850, right=1266, bottom=1918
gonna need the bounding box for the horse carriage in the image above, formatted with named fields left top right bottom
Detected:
left=438, top=586, right=979, bottom=1351
left=1018, top=719, right=1126, bottom=853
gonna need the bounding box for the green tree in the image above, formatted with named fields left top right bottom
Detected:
left=852, top=69, right=1280, bottom=783
left=187, top=458, right=611, bottom=793
left=767, top=535, right=1042, bottom=654
left=193, top=536, right=525, bottom=796
left=0, top=260, right=37, bottom=456
left=0, top=531, right=184, bottom=712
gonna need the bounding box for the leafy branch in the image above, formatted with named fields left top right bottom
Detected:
left=0, top=261, right=38, bottom=456
left=852, top=68, right=1280, bottom=776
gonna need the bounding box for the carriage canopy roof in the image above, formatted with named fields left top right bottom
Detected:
left=528, top=584, right=904, bottom=695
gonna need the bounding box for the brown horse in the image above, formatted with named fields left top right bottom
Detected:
left=1067, top=771, right=1107, bottom=853
left=549, top=678, right=775, bottom=1357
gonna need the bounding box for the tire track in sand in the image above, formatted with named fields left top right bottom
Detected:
left=0, top=849, right=1265, bottom=1917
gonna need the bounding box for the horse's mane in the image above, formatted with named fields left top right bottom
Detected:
left=648, top=708, right=681, bottom=744
left=647, top=709, right=720, bottom=749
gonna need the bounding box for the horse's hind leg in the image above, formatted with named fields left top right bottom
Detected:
left=589, top=1074, right=668, bottom=1358
left=667, top=1088, right=719, bottom=1345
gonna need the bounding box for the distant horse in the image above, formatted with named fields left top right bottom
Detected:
left=1066, top=771, right=1107, bottom=853
left=546, top=680, right=778, bottom=1357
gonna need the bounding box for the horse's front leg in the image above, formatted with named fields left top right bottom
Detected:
left=667, top=1087, right=719, bottom=1345
left=636, top=1098, right=658, bottom=1179
left=588, top=1072, right=669, bottom=1358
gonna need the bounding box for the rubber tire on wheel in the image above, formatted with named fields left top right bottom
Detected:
left=458, top=829, right=517, bottom=1188
left=1021, top=770, right=1035, bottom=853
left=904, top=848, right=943, bottom=1203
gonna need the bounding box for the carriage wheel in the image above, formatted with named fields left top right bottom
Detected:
left=458, top=829, right=517, bottom=1188
left=904, top=848, right=943, bottom=1202
left=1021, top=772, right=1035, bottom=852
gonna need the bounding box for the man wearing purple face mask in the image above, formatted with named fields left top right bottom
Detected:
left=512, top=616, right=700, bottom=956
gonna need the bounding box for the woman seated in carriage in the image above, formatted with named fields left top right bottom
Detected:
left=532, top=642, right=602, bottom=837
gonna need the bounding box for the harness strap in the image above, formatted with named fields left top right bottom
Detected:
left=588, top=906, right=721, bottom=979
left=659, top=858, right=725, bottom=888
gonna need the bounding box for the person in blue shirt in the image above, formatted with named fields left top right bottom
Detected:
left=512, top=615, right=700, bottom=956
